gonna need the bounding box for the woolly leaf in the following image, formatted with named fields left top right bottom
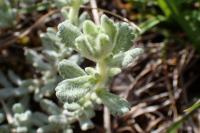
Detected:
left=65, top=0, right=89, bottom=6
left=78, top=12, right=90, bottom=27
left=48, top=115, right=68, bottom=125
left=32, top=112, right=48, bottom=126
left=96, top=89, right=130, bottom=116
left=100, top=15, right=117, bottom=41
left=122, top=48, right=143, bottom=67
left=75, top=35, right=96, bottom=61
left=108, top=48, right=143, bottom=68
left=57, top=21, right=81, bottom=48
left=79, top=114, right=94, bottom=131
left=58, top=59, right=86, bottom=79
left=64, top=102, right=81, bottom=111
left=40, top=99, right=61, bottom=115
left=85, top=67, right=96, bottom=75
left=25, top=49, right=51, bottom=70
left=107, top=52, right=125, bottom=67
left=55, top=76, right=94, bottom=103
left=113, top=22, right=136, bottom=54
left=14, top=110, right=32, bottom=124
left=96, top=33, right=112, bottom=58
left=40, top=28, right=60, bottom=52
left=83, top=20, right=98, bottom=37
left=12, top=103, right=24, bottom=113
left=108, top=67, right=121, bottom=77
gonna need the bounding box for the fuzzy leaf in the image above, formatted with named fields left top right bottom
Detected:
left=40, top=28, right=60, bottom=52
left=96, top=33, right=112, bottom=58
left=96, top=89, right=130, bottom=115
left=113, top=22, right=136, bottom=54
left=58, top=59, right=86, bottom=79
left=79, top=112, right=94, bottom=131
left=25, top=49, right=51, bottom=70
left=12, top=103, right=24, bottom=113
left=57, top=21, right=81, bottom=48
left=55, top=76, right=94, bottom=103
left=108, top=48, right=143, bottom=68
left=32, top=112, right=48, bottom=126
left=83, top=20, right=98, bottom=36
left=40, top=99, right=61, bottom=115
left=78, top=12, right=90, bottom=27
left=64, top=102, right=81, bottom=111
left=101, top=15, right=117, bottom=41
left=75, top=35, right=96, bottom=61
left=122, top=48, right=143, bottom=67
left=65, top=0, right=89, bottom=6
left=48, top=115, right=68, bottom=125
left=108, top=67, right=121, bottom=77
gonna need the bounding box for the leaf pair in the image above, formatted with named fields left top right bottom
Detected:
left=56, top=60, right=95, bottom=103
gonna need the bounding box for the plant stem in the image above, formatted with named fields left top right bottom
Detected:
left=68, top=4, right=80, bottom=25
left=96, top=60, right=108, bottom=88
left=96, top=60, right=111, bottom=133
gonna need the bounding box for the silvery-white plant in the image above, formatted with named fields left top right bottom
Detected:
left=0, top=0, right=143, bottom=132
left=0, top=0, right=89, bottom=132
left=55, top=13, right=143, bottom=130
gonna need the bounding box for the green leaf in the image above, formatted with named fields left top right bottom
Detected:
left=12, top=103, right=24, bottom=113
left=108, top=67, right=121, bottom=77
left=122, top=48, right=143, bottom=67
left=113, top=22, right=136, bottom=54
left=100, top=15, right=117, bottom=41
left=108, top=48, right=143, bottom=68
left=78, top=12, right=90, bottom=27
left=25, top=49, right=51, bottom=70
left=79, top=115, right=94, bottom=131
left=58, top=59, right=86, bottom=79
left=167, top=100, right=200, bottom=133
left=83, top=20, right=98, bottom=37
left=40, top=99, right=61, bottom=115
left=139, top=15, right=166, bottom=35
left=55, top=76, right=94, bottom=103
left=96, top=89, right=130, bottom=115
left=75, top=35, right=96, bottom=61
left=96, top=33, right=112, bottom=58
left=65, top=0, right=89, bottom=6
left=64, top=102, right=81, bottom=111
left=40, top=28, right=60, bottom=52
left=48, top=115, right=68, bottom=125
left=57, top=21, right=81, bottom=48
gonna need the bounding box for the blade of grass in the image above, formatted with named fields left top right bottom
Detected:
left=139, top=15, right=166, bottom=35
left=157, top=0, right=200, bottom=51
left=167, top=100, right=200, bottom=133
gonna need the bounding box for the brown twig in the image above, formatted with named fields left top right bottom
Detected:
left=104, top=107, right=112, bottom=133
left=90, top=0, right=100, bottom=25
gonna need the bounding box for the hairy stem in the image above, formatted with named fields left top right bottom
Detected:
left=68, top=4, right=80, bottom=25
left=96, top=60, right=111, bottom=133
left=96, top=60, right=108, bottom=89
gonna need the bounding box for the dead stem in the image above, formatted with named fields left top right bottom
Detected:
left=90, top=0, right=100, bottom=25
left=104, top=106, right=112, bottom=133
